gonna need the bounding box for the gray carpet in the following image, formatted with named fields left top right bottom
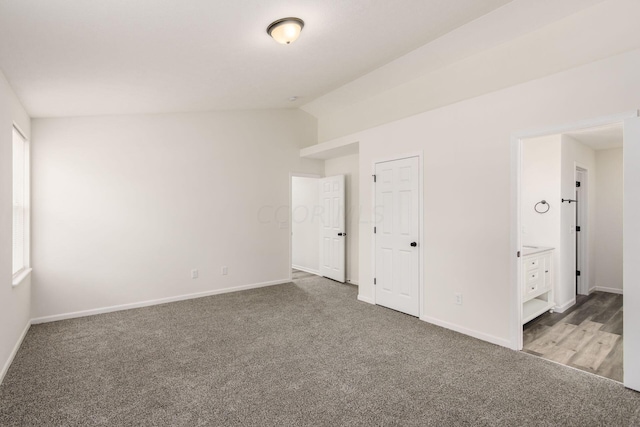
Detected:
left=1, top=276, right=639, bottom=426
left=292, top=268, right=317, bottom=281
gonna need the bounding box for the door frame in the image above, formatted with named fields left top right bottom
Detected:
left=574, top=165, right=589, bottom=296
left=371, top=151, right=424, bottom=318
left=289, top=172, right=322, bottom=281
left=510, top=110, right=637, bottom=352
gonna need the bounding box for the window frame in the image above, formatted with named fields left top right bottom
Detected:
left=12, top=125, right=31, bottom=287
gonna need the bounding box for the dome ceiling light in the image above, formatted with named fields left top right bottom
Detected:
left=267, top=17, right=304, bottom=45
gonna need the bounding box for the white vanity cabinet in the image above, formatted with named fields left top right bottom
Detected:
left=521, top=247, right=555, bottom=324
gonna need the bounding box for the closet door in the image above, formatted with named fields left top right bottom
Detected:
left=374, top=157, right=420, bottom=316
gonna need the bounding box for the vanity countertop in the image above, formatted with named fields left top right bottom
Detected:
left=522, top=246, right=554, bottom=256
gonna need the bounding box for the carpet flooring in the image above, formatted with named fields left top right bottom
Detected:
left=1, top=276, right=639, bottom=426
left=292, top=268, right=318, bottom=281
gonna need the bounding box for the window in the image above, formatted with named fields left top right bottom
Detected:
left=12, top=127, right=30, bottom=282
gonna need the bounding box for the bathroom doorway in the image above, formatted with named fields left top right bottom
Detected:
left=515, top=118, right=627, bottom=382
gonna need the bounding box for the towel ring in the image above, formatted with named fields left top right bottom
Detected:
left=534, top=200, right=550, bottom=214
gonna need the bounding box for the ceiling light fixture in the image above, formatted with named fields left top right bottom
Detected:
left=267, top=17, right=304, bottom=45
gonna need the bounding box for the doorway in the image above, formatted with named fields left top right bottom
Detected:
left=515, top=118, right=628, bottom=383
left=291, top=174, right=321, bottom=280
left=373, top=155, right=421, bottom=317
left=290, top=173, right=347, bottom=283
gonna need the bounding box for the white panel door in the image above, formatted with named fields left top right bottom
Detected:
left=575, top=170, right=583, bottom=295
left=319, top=175, right=346, bottom=282
left=374, top=157, right=420, bottom=316
left=624, top=116, right=640, bottom=391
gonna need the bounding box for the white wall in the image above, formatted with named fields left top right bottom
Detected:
left=521, top=136, right=561, bottom=246
left=31, top=110, right=323, bottom=320
left=312, top=48, right=640, bottom=349
left=521, top=135, right=561, bottom=302
left=0, top=71, right=31, bottom=383
left=291, top=176, right=320, bottom=274
left=559, top=135, right=595, bottom=307
left=595, top=147, right=623, bottom=292
left=324, top=154, right=359, bottom=284
left=307, top=1, right=640, bottom=142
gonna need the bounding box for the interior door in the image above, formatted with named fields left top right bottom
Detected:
left=319, top=175, right=345, bottom=282
left=575, top=172, right=582, bottom=295
left=374, top=157, right=420, bottom=316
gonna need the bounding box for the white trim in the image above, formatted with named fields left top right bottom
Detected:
left=11, top=128, right=30, bottom=281
left=554, top=298, right=576, bottom=314
left=511, top=111, right=639, bottom=141
left=371, top=151, right=424, bottom=317
left=357, top=294, right=375, bottom=304
left=509, top=131, right=522, bottom=350
left=420, top=315, right=512, bottom=349
left=623, top=116, right=640, bottom=390
left=31, top=279, right=290, bottom=324
left=510, top=110, right=639, bottom=351
left=0, top=321, right=30, bottom=385
left=291, top=265, right=320, bottom=276
left=11, top=267, right=32, bottom=287
left=593, top=286, right=624, bottom=295
left=24, top=133, right=30, bottom=274
left=290, top=172, right=322, bottom=179
left=347, top=279, right=358, bottom=285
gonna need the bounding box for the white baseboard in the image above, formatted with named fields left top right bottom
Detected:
left=347, top=279, right=359, bottom=285
left=554, top=298, right=576, bottom=313
left=357, top=294, right=374, bottom=304
left=419, top=315, right=512, bottom=349
left=592, top=286, right=623, bottom=295
left=31, top=279, right=290, bottom=324
left=0, top=321, right=31, bottom=385
left=291, top=265, right=320, bottom=276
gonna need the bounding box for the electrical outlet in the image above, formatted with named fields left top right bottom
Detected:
left=221, top=266, right=228, bottom=276
left=454, top=293, right=463, bottom=305
left=191, top=269, right=199, bottom=279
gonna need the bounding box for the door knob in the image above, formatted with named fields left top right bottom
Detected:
left=410, top=242, right=417, bottom=247
left=338, top=233, right=346, bottom=236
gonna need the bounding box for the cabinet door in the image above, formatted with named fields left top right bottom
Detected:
left=542, top=254, right=552, bottom=291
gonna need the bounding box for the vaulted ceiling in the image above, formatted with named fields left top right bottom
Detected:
left=1, top=1, right=616, bottom=121
left=0, top=0, right=512, bottom=117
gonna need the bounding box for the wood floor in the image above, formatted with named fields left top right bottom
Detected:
left=523, top=291, right=623, bottom=382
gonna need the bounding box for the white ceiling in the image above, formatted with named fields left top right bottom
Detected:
left=0, top=0, right=511, bottom=118
left=301, top=0, right=604, bottom=118
left=565, top=123, right=624, bottom=151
